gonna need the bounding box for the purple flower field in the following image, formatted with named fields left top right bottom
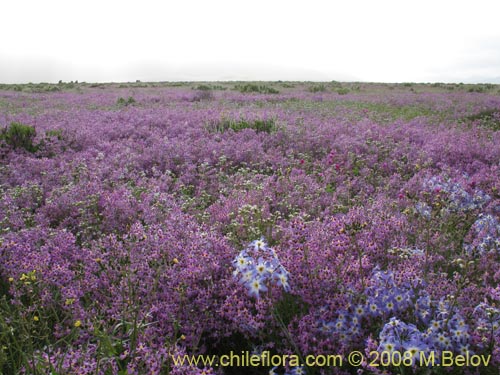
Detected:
left=0, top=82, right=499, bottom=374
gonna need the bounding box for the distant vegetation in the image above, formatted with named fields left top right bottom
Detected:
left=116, top=96, right=136, bottom=107
left=0, top=81, right=497, bottom=94
left=233, top=83, right=280, bottom=94
left=192, top=84, right=227, bottom=91
left=335, top=87, right=350, bottom=95
left=308, top=84, right=327, bottom=93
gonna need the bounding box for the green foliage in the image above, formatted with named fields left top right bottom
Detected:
left=308, top=84, right=327, bottom=93
left=116, top=97, right=136, bottom=107
left=466, top=84, right=497, bottom=93
left=0, top=82, right=81, bottom=92
left=234, top=83, right=279, bottom=94
left=194, top=84, right=212, bottom=91
left=335, top=88, right=350, bottom=95
left=0, top=270, right=78, bottom=375
left=192, top=84, right=226, bottom=91
left=207, top=118, right=277, bottom=134
left=0, top=122, right=37, bottom=152
left=468, top=86, right=485, bottom=93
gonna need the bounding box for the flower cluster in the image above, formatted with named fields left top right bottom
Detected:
left=377, top=318, right=427, bottom=365
left=318, top=269, right=476, bottom=367
left=364, top=270, right=417, bottom=318
left=377, top=310, right=472, bottom=367
left=422, top=175, right=491, bottom=213
left=233, top=238, right=290, bottom=298
left=318, top=270, right=419, bottom=344
left=378, top=300, right=473, bottom=361
left=464, top=213, right=500, bottom=255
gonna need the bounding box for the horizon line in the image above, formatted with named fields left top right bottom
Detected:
left=1, top=80, right=498, bottom=85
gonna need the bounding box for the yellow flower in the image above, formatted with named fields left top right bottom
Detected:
left=8, top=277, right=14, bottom=283
left=74, top=320, right=82, bottom=328
left=33, top=316, right=39, bottom=322
left=173, top=258, right=179, bottom=264
left=180, top=334, right=186, bottom=340
left=65, top=298, right=75, bottom=306
left=20, top=270, right=36, bottom=283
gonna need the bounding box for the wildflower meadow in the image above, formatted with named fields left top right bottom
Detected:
left=0, top=81, right=499, bottom=374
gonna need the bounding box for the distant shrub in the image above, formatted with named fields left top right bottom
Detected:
left=234, top=84, right=279, bottom=94
left=207, top=118, right=277, bottom=133
left=0, top=122, right=37, bottom=152
left=194, top=84, right=212, bottom=91
left=45, top=85, right=61, bottom=92
left=468, top=86, right=485, bottom=93
left=308, top=84, right=327, bottom=93
left=336, top=88, right=350, bottom=95
left=402, top=82, right=413, bottom=87
left=116, top=96, right=136, bottom=106
left=193, top=84, right=227, bottom=91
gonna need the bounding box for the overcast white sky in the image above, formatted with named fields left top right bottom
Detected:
left=1, top=0, right=500, bottom=83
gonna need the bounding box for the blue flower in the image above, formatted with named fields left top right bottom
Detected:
left=274, top=267, right=291, bottom=292
left=403, top=341, right=426, bottom=365
left=233, top=238, right=291, bottom=298
left=251, top=237, right=268, bottom=251
left=415, top=202, right=431, bottom=219
left=247, top=278, right=268, bottom=298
